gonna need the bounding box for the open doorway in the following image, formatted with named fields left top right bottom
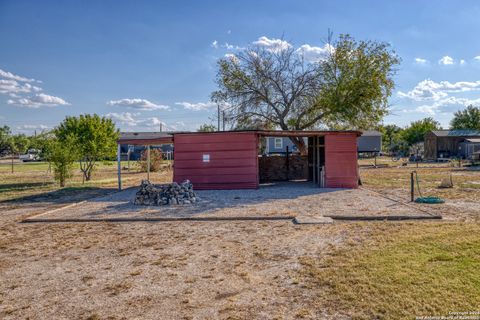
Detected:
left=258, top=135, right=325, bottom=187
left=308, top=136, right=325, bottom=187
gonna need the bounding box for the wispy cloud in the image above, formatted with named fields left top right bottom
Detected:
left=438, top=56, right=454, bottom=65
left=252, top=36, right=291, bottom=52
left=107, top=98, right=170, bottom=111
left=7, top=93, right=70, bottom=108
left=0, top=68, right=37, bottom=83
left=398, top=79, right=480, bottom=101
left=0, top=68, right=68, bottom=108
left=414, top=57, right=428, bottom=65
left=296, top=44, right=334, bottom=62
left=175, top=101, right=216, bottom=111
left=16, top=124, right=51, bottom=132
left=105, top=112, right=183, bottom=130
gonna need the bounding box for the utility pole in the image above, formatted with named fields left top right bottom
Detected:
left=217, top=104, right=221, bottom=131
left=222, top=110, right=226, bottom=131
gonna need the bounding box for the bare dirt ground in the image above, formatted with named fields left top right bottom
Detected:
left=32, top=182, right=436, bottom=221
left=0, top=201, right=358, bottom=320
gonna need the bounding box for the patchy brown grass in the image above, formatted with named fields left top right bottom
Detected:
left=0, top=160, right=172, bottom=202
left=359, top=157, right=480, bottom=201
left=299, top=222, right=480, bottom=319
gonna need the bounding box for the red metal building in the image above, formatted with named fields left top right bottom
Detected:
left=117, top=130, right=361, bottom=190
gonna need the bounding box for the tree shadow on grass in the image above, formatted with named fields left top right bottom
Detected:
left=0, top=182, right=55, bottom=192
left=0, top=186, right=117, bottom=205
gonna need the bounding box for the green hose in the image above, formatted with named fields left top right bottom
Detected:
left=413, top=171, right=445, bottom=204
left=415, top=196, right=445, bottom=204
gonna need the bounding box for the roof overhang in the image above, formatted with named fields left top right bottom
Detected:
left=255, top=130, right=362, bottom=137
left=117, top=132, right=174, bottom=145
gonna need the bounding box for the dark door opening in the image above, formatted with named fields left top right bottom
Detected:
left=308, top=136, right=325, bottom=187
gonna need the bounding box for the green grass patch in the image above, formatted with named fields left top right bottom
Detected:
left=299, top=222, right=480, bottom=319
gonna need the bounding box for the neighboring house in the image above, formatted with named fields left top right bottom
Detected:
left=119, top=144, right=173, bottom=160
left=265, top=137, right=307, bottom=154
left=357, top=130, right=382, bottom=153
left=119, top=132, right=174, bottom=160
left=424, top=130, right=480, bottom=160
left=459, top=138, right=480, bottom=159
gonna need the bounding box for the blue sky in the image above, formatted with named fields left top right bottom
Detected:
left=1, top=0, right=480, bottom=134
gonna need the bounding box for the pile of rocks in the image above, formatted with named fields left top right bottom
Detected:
left=134, top=180, right=198, bottom=206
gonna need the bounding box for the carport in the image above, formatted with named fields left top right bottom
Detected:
left=116, top=132, right=173, bottom=190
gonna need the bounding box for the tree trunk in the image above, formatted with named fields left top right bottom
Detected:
left=289, top=137, right=307, bottom=155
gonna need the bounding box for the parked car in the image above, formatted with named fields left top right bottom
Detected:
left=19, top=149, right=40, bottom=162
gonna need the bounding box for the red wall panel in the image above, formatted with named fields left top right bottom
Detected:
left=324, top=134, right=359, bottom=188
left=173, top=132, right=259, bottom=190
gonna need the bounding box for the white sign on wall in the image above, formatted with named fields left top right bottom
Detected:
left=203, top=154, right=210, bottom=162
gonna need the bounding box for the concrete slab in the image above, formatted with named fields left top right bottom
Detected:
left=293, top=216, right=334, bottom=224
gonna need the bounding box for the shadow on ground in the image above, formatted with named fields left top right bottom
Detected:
left=0, top=186, right=117, bottom=205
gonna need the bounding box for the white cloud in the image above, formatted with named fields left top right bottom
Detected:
left=398, top=79, right=480, bottom=101
left=296, top=44, right=334, bottom=62
left=414, top=58, right=428, bottom=65
left=252, top=36, right=291, bottom=52
left=0, top=68, right=68, bottom=108
left=7, top=93, right=70, bottom=108
left=211, top=40, right=218, bottom=49
left=0, top=80, right=42, bottom=95
left=175, top=101, right=216, bottom=111
left=105, top=112, right=170, bottom=130
left=16, top=124, right=50, bottom=131
left=474, top=56, right=480, bottom=61
left=105, top=112, right=139, bottom=126
left=0, top=68, right=37, bottom=83
left=460, top=59, right=466, bottom=65
left=107, top=98, right=170, bottom=111
left=438, top=56, right=454, bottom=65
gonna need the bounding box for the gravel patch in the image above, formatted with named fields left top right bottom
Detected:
left=34, top=182, right=432, bottom=221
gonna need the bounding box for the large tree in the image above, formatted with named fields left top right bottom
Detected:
left=0, top=125, right=12, bottom=156
left=377, top=124, right=403, bottom=152
left=212, top=34, right=400, bottom=153
left=402, top=117, right=441, bottom=146
left=450, top=105, right=480, bottom=130
left=55, top=114, right=119, bottom=181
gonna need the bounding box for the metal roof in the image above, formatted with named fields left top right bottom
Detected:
left=361, top=130, right=382, bottom=137
left=431, top=130, right=480, bottom=137
left=118, top=130, right=362, bottom=145
left=118, top=132, right=173, bottom=145
left=465, top=138, right=480, bottom=143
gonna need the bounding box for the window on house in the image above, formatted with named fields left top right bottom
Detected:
left=274, top=138, right=283, bottom=149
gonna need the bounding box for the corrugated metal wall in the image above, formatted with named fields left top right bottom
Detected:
left=173, top=132, right=259, bottom=190
left=324, top=134, right=359, bottom=188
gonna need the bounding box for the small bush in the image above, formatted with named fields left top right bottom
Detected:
left=139, top=149, right=163, bottom=172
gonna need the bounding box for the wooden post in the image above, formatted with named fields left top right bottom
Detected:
left=312, top=137, right=316, bottom=184
left=316, top=136, right=320, bottom=187
left=410, top=171, right=415, bottom=202
left=285, top=146, right=289, bottom=180
left=117, top=144, right=122, bottom=191
left=147, top=145, right=150, bottom=181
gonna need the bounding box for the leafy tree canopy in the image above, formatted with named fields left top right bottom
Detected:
left=401, top=117, right=441, bottom=146
left=55, top=114, right=119, bottom=181
left=212, top=34, right=400, bottom=153
left=197, top=124, right=217, bottom=132
left=450, top=105, right=480, bottom=130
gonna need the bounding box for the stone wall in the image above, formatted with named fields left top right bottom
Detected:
left=259, top=155, right=309, bottom=182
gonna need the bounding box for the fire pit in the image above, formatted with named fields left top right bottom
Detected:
left=134, top=180, right=197, bottom=206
